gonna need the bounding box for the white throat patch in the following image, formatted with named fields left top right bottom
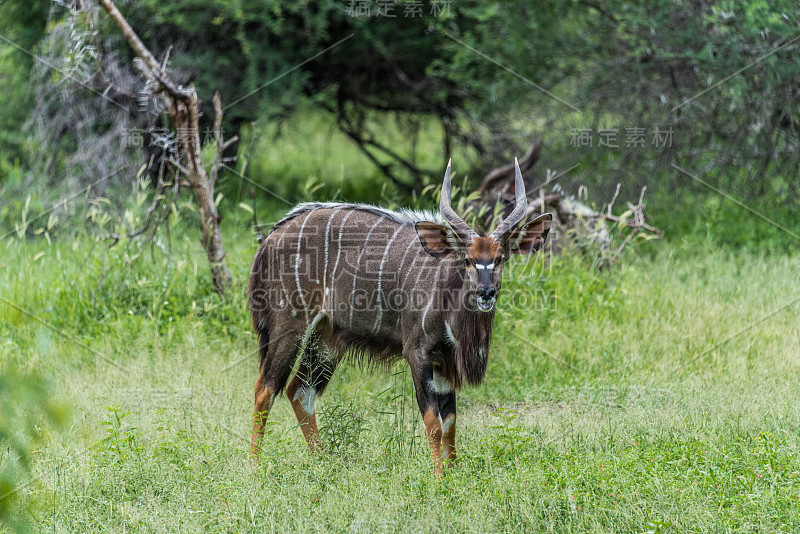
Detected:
left=444, top=321, right=459, bottom=347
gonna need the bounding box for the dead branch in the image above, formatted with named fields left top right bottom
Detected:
left=598, top=186, right=662, bottom=237
left=606, top=183, right=621, bottom=217
left=473, top=142, right=661, bottom=270
left=532, top=184, right=661, bottom=269
left=467, top=138, right=545, bottom=234
left=251, top=188, right=265, bottom=243
left=98, top=0, right=185, bottom=99
left=477, top=138, right=542, bottom=195
left=608, top=228, right=639, bottom=269
left=605, top=185, right=658, bottom=268
left=98, top=0, right=232, bottom=296
left=210, top=91, right=239, bottom=188
left=335, top=103, right=434, bottom=194
left=165, top=157, right=190, bottom=177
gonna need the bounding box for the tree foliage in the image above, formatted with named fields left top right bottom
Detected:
left=1, top=0, right=798, bottom=212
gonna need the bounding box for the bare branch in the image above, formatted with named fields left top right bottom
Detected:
left=165, top=158, right=190, bottom=177
left=606, top=183, right=621, bottom=217
left=252, top=188, right=265, bottom=242
left=598, top=212, right=662, bottom=236
left=97, top=0, right=185, bottom=99
left=579, top=0, right=619, bottom=24
left=473, top=144, right=661, bottom=271
left=608, top=229, right=640, bottom=268
left=477, top=138, right=542, bottom=195
left=209, top=91, right=238, bottom=188
left=98, top=0, right=232, bottom=295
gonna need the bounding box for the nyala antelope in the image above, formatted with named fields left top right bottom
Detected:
left=249, top=158, right=551, bottom=476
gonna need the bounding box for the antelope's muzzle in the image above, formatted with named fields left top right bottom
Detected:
left=476, top=287, right=497, bottom=313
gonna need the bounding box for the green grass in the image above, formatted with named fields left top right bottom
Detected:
left=2, top=216, right=800, bottom=532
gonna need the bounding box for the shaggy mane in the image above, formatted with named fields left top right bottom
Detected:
left=271, top=202, right=445, bottom=233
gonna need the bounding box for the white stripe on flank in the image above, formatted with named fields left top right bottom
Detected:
left=349, top=216, right=385, bottom=328
left=321, top=207, right=344, bottom=314
left=274, top=223, right=291, bottom=307
left=421, top=260, right=444, bottom=337
left=409, top=255, right=430, bottom=308
left=372, top=225, right=405, bottom=333
left=295, top=211, right=314, bottom=323
left=329, top=210, right=357, bottom=317
left=396, top=235, right=419, bottom=286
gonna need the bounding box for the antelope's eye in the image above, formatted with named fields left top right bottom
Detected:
left=496, top=257, right=506, bottom=266
left=464, top=258, right=475, bottom=267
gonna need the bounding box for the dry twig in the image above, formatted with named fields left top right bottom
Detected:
left=98, top=0, right=234, bottom=295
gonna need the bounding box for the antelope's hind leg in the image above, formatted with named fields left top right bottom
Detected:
left=251, top=328, right=302, bottom=458
left=286, top=330, right=341, bottom=452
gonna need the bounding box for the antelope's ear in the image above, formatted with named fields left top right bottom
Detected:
left=415, top=221, right=463, bottom=259
left=506, top=213, right=552, bottom=255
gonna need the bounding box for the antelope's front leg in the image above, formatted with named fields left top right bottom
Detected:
left=411, top=363, right=445, bottom=477
left=437, top=389, right=457, bottom=464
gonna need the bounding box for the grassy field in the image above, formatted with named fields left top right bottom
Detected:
left=2, top=213, right=800, bottom=532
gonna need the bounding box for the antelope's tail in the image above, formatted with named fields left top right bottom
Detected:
left=248, top=244, right=272, bottom=371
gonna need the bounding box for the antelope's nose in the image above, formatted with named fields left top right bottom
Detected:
left=477, top=287, right=497, bottom=300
